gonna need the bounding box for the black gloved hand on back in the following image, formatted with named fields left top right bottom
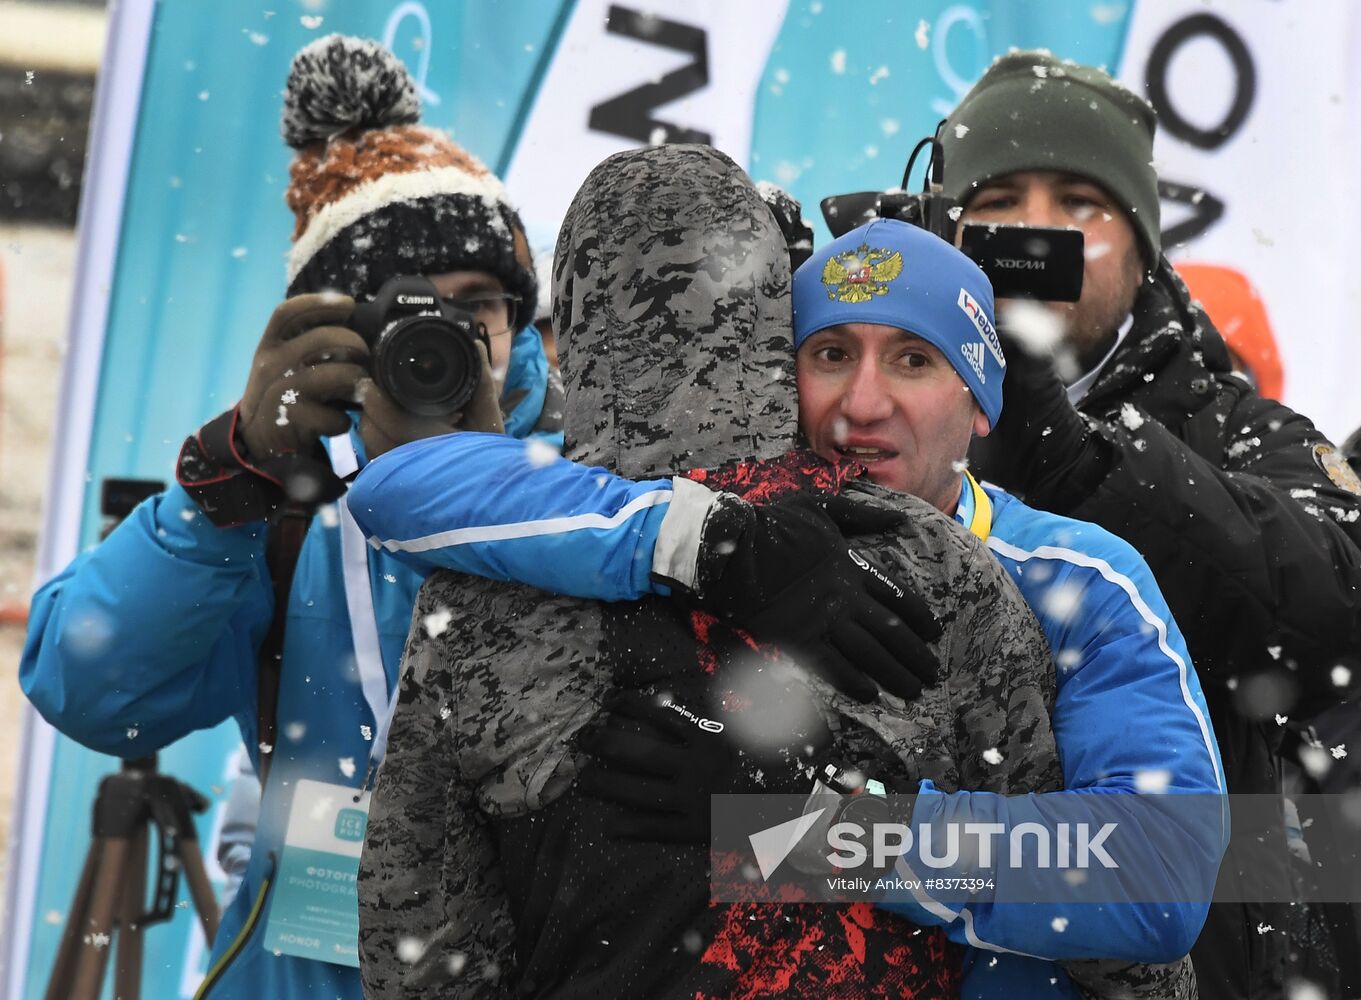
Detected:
left=967, top=325, right=1112, bottom=510
left=694, top=493, right=942, bottom=703
left=576, top=690, right=832, bottom=843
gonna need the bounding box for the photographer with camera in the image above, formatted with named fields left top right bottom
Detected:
left=20, top=35, right=560, bottom=1000
left=935, top=51, right=1361, bottom=998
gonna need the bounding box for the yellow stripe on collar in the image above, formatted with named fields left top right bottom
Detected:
left=964, top=472, right=993, bottom=541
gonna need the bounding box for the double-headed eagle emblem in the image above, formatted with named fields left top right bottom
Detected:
left=821, top=244, right=904, bottom=303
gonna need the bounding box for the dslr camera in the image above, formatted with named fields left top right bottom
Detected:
left=349, top=275, right=489, bottom=417
left=821, top=133, right=1085, bottom=303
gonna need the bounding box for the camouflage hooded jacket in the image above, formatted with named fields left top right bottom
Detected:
left=358, top=146, right=1074, bottom=999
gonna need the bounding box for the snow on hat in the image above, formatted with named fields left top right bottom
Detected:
left=792, top=218, right=1005, bottom=427
left=281, top=34, right=536, bottom=314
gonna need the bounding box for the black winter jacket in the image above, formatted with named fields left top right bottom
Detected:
left=1056, top=261, right=1361, bottom=999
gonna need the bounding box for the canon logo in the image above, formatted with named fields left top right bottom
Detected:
left=994, top=258, right=1045, bottom=270
left=396, top=294, right=436, bottom=305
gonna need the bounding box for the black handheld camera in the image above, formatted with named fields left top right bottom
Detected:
left=349, top=275, right=487, bottom=417
left=820, top=133, right=1085, bottom=303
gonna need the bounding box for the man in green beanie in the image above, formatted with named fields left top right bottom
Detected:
left=942, top=49, right=1361, bottom=1000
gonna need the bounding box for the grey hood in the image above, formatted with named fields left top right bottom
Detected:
left=552, top=144, right=798, bottom=479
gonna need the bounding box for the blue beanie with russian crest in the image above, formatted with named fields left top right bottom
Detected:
left=792, top=219, right=1005, bottom=428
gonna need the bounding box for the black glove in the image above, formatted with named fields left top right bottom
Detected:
left=694, top=494, right=942, bottom=704
left=576, top=690, right=831, bottom=843
left=967, top=326, right=1112, bottom=509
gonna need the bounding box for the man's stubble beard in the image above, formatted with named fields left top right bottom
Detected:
left=1061, top=242, right=1147, bottom=376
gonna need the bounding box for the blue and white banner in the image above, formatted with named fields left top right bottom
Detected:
left=6, top=1, right=1355, bottom=996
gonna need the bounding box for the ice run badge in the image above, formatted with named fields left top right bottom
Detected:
left=264, top=779, right=371, bottom=967
left=1313, top=444, right=1361, bottom=495
left=820, top=244, right=903, bottom=304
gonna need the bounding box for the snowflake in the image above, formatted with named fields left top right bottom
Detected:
left=281, top=389, right=298, bottom=405
left=338, top=757, right=356, bottom=779
left=1051, top=916, right=1068, bottom=932
left=1331, top=745, right=1348, bottom=760
left=914, top=19, right=929, bottom=49
left=1135, top=769, right=1171, bottom=793
left=424, top=608, right=454, bottom=638
left=397, top=936, right=426, bottom=964
left=982, top=748, right=1004, bottom=765
left=525, top=438, right=561, bottom=468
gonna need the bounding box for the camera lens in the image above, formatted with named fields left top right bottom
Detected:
left=406, top=346, right=450, bottom=386
left=373, top=315, right=481, bottom=417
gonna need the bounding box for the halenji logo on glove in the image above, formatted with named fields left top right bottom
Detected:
left=662, top=698, right=724, bottom=733
left=847, top=549, right=905, bottom=600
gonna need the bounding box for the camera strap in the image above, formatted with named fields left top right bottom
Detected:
left=255, top=431, right=397, bottom=792
left=257, top=506, right=310, bottom=789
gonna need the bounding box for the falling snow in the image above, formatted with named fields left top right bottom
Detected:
left=1135, top=769, right=1171, bottom=793
left=526, top=437, right=561, bottom=468
left=398, top=936, right=426, bottom=963
left=424, top=608, right=454, bottom=638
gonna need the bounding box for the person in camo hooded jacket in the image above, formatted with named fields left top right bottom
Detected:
left=355, top=145, right=1066, bottom=998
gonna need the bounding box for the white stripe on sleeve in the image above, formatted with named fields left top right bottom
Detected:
left=986, top=536, right=1224, bottom=794
left=370, top=488, right=673, bottom=554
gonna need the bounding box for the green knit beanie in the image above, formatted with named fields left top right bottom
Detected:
left=941, top=50, right=1161, bottom=266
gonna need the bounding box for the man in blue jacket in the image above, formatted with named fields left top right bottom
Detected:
left=349, top=216, right=1226, bottom=996
left=19, top=36, right=561, bottom=1000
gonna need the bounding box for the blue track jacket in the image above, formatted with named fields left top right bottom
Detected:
left=347, top=432, right=1227, bottom=999
left=20, top=330, right=557, bottom=1000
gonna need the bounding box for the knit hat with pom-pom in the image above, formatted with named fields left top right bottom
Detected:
left=281, top=34, right=535, bottom=318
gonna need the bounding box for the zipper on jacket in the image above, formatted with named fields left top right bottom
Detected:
left=192, top=861, right=273, bottom=999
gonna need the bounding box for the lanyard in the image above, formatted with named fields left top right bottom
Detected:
left=328, top=434, right=397, bottom=771
left=954, top=472, right=993, bottom=541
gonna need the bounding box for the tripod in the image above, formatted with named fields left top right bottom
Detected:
left=45, top=755, right=221, bottom=1000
